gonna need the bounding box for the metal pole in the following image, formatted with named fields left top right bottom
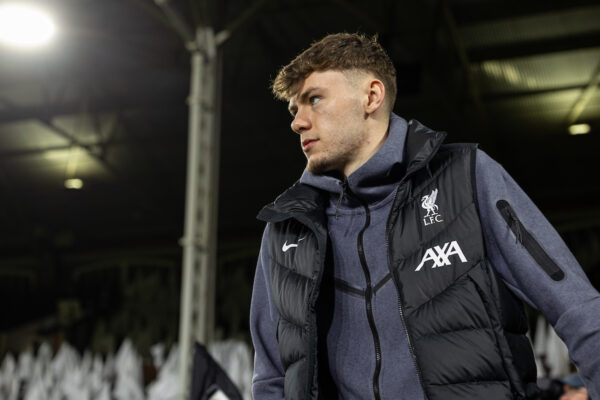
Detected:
left=164, top=1, right=265, bottom=397
left=177, top=47, right=203, bottom=400
left=177, top=27, right=219, bottom=399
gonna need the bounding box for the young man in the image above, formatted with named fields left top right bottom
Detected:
left=250, top=33, right=600, bottom=400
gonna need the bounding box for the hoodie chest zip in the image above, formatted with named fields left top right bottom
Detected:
left=341, top=182, right=383, bottom=400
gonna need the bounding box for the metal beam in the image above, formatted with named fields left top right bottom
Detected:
left=215, top=0, right=270, bottom=46
left=128, top=0, right=174, bottom=29
left=468, top=31, right=600, bottom=62
left=154, top=0, right=196, bottom=47
left=0, top=98, right=120, bottom=176
left=566, top=59, right=600, bottom=125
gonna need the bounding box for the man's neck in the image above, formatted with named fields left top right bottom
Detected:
left=343, top=114, right=391, bottom=178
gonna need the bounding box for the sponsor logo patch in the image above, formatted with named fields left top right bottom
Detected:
left=415, top=240, right=467, bottom=271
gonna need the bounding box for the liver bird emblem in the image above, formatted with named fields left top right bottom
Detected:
left=421, top=188, right=439, bottom=217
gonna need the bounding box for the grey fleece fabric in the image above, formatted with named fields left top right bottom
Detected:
left=250, top=114, right=600, bottom=399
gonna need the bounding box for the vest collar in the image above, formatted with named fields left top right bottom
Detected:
left=403, top=120, right=447, bottom=180
left=257, top=181, right=328, bottom=225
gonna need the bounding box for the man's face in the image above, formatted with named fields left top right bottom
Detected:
left=288, top=70, right=368, bottom=176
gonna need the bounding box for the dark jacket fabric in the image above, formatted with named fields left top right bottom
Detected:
left=257, top=123, right=537, bottom=399
left=250, top=115, right=600, bottom=400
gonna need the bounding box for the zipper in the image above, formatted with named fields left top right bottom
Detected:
left=385, top=184, right=428, bottom=397
left=496, top=200, right=564, bottom=281
left=345, top=184, right=383, bottom=400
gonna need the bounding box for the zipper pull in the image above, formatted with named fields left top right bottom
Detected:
left=335, top=179, right=348, bottom=220
left=508, top=206, right=524, bottom=244
left=497, top=200, right=525, bottom=244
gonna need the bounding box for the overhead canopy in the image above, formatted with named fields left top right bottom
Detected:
left=0, top=0, right=598, bottom=280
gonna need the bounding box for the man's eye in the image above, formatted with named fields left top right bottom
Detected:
left=309, top=96, right=321, bottom=105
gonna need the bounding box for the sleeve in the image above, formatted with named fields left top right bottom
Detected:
left=475, top=149, right=600, bottom=396
left=250, top=224, right=285, bottom=399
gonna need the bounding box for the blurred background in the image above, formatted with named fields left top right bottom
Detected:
left=0, top=0, right=599, bottom=398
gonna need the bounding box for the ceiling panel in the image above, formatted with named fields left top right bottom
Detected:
left=0, top=121, right=69, bottom=152
left=460, top=5, right=600, bottom=48
left=473, top=49, right=600, bottom=94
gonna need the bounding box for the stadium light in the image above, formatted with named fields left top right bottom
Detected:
left=64, top=178, right=83, bottom=190
left=568, top=123, right=591, bottom=136
left=0, top=4, right=55, bottom=48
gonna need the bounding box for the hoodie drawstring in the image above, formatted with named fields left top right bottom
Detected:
left=335, top=180, right=348, bottom=220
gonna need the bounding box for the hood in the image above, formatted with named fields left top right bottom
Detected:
left=299, top=113, right=409, bottom=205
left=258, top=115, right=447, bottom=220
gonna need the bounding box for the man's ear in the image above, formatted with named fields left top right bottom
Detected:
left=365, top=79, right=385, bottom=114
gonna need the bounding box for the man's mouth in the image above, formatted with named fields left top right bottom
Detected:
left=302, top=138, right=318, bottom=152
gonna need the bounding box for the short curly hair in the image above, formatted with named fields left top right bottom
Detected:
left=271, top=33, right=397, bottom=111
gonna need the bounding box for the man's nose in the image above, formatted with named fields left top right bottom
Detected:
left=291, top=109, right=311, bottom=134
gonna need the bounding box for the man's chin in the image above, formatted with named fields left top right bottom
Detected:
left=307, top=157, right=336, bottom=175
left=307, top=160, right=327, bottom=175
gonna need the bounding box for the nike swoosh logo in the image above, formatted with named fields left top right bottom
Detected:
left=282, top=237, right=305, bottom=252
left=282, top=241, right=297, bottom=252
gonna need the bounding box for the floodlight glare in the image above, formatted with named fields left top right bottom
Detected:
left=568, top=123, right=591, bottom=135
left=64, top=178, right=83, bottom=190
left=0, top=4, right=55, bottom=47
